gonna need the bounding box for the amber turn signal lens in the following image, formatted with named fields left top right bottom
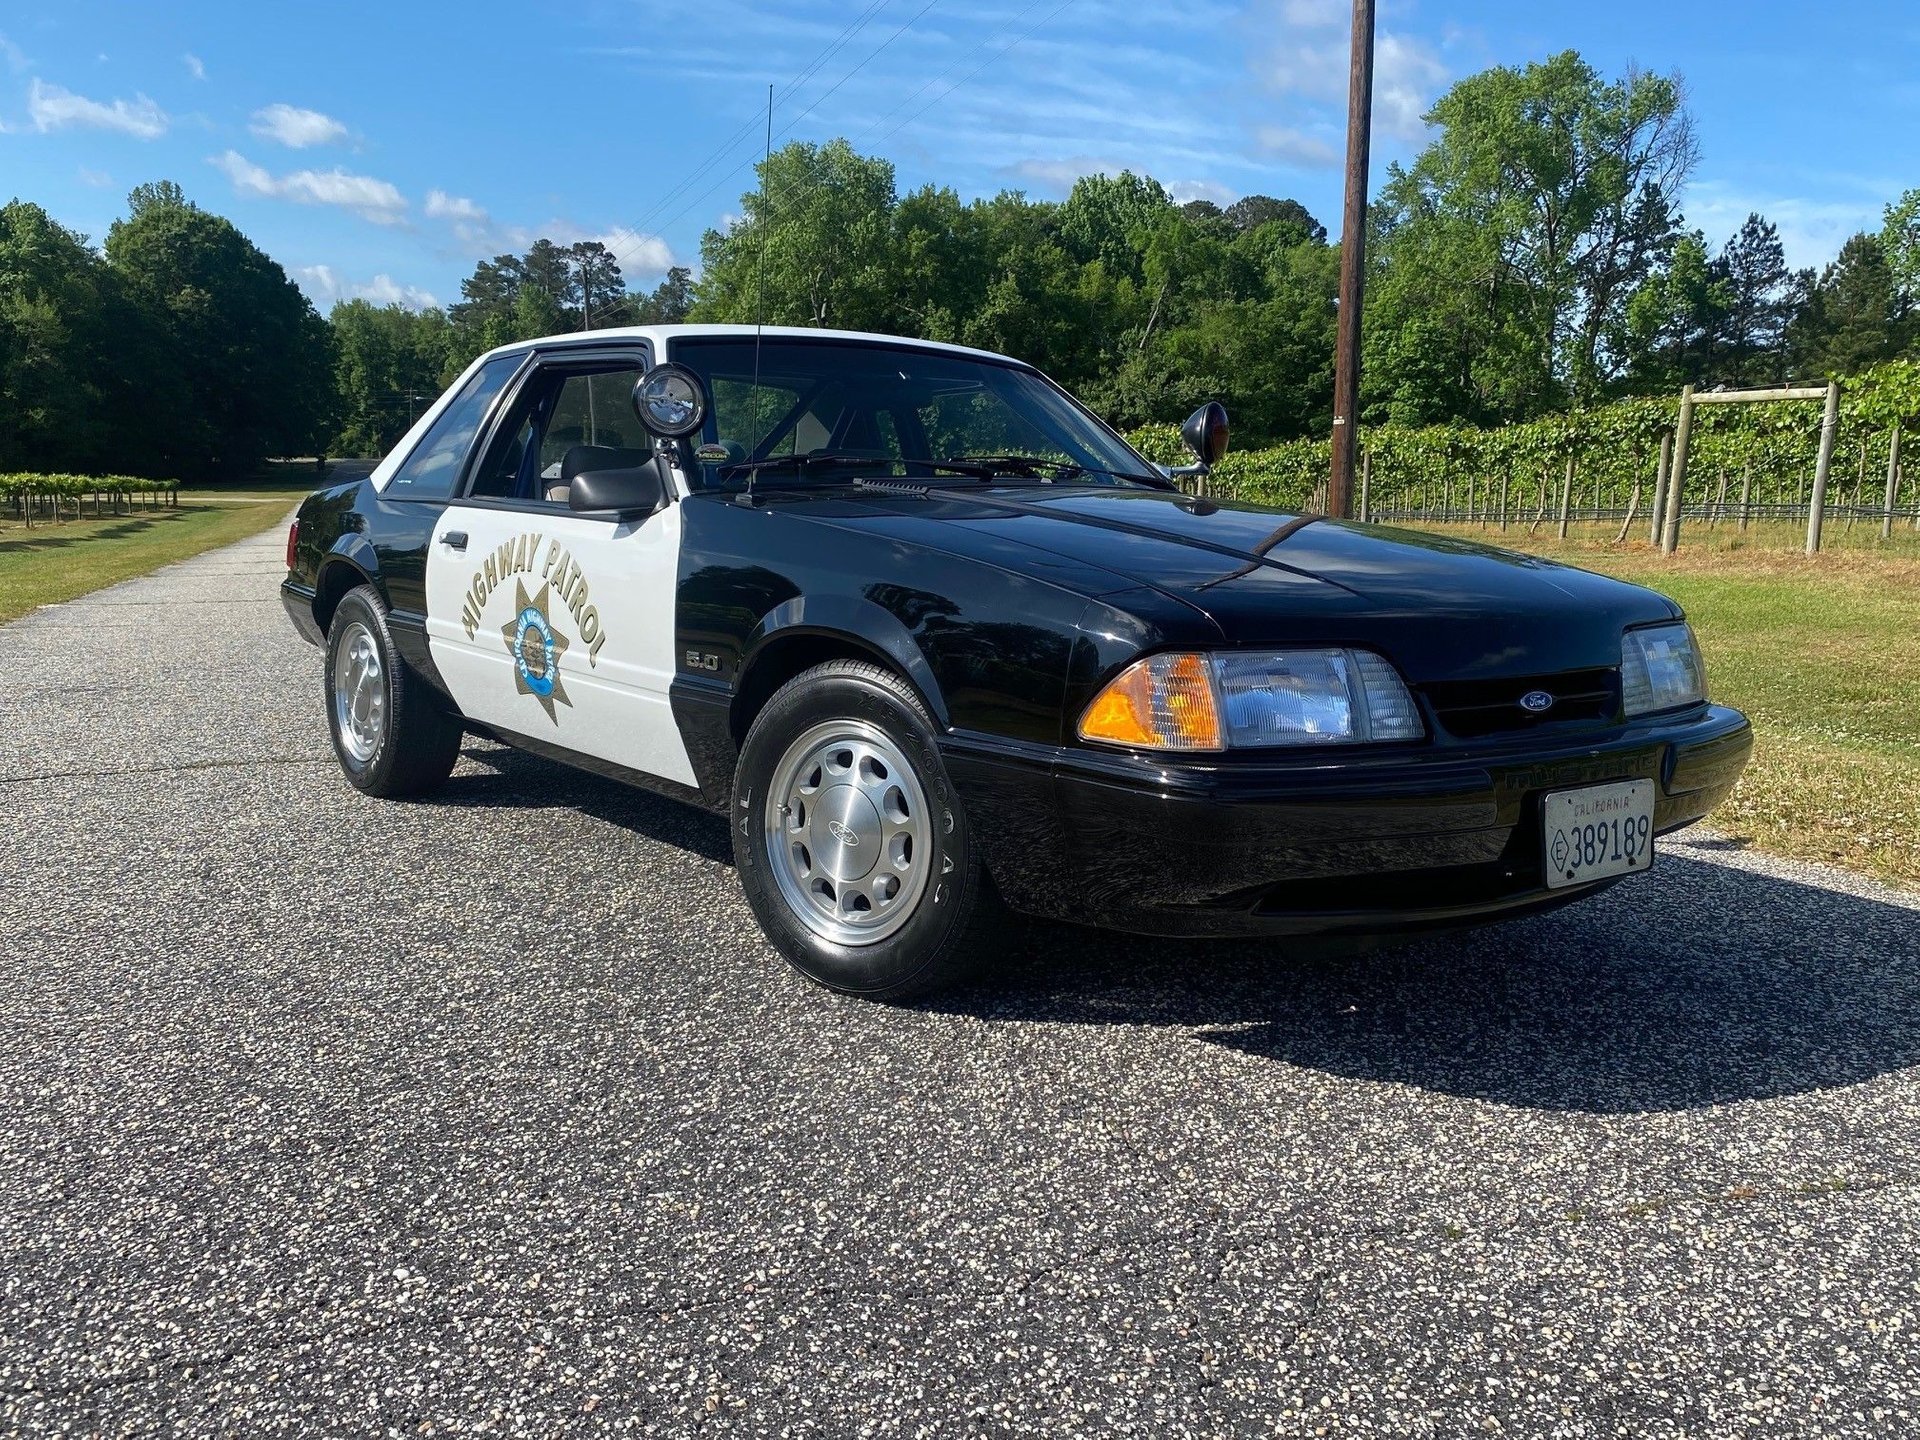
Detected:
left=1077, top=653, right=1224, bottom=751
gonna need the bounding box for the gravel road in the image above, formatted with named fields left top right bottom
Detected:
left=3, top=518, right=1918, bottom=1438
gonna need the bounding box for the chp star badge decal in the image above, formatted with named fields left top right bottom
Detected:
left=501, top=578, right=572, bottom=722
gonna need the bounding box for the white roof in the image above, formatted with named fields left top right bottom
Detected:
left=485, top=323, right=1024, bottom=367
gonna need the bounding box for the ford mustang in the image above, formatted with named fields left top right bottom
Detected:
left=281, top=324, right=1752, bottom=1000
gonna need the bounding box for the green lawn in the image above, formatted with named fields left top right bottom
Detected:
left=1405, top=525, right=1920, bottom=889
left=0, top=487, right=303, bottom=623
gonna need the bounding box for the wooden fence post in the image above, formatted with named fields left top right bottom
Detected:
left=1807, top=378, right=1840, bottom=554
left=1359, top=447, right=1371, bottom=522
left=1615, top=481, right=1641, bottom=544
left=1649, top=431, right=1673, bottom=547
left=1662, top=384, right=1695, bottom=554
left=1884, top=421, right=1903, bottom=542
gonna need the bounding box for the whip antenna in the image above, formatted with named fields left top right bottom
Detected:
left=746, top=82, right=773, bottom=504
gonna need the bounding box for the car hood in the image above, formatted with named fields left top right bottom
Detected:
left=777, top=485, right=1681, bottom=681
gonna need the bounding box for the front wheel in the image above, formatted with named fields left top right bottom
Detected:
left=732, top=660, right=1000, bottom=1001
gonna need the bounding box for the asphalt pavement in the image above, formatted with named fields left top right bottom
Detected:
left=3, top=515, right=1919, bottom=1437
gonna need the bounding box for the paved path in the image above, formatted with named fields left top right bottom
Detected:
left=3, top=526, right=1919, bottom=1437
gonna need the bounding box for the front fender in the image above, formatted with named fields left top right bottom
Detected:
left=742, top=594, right=952, bottom=728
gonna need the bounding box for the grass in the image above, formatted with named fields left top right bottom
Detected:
left=1402, top=521, right=1920, bottom=890
left=0, top=485, right=305, bottom=623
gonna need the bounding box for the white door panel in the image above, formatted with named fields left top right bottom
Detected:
left=425, top=502, right=695, bottom=787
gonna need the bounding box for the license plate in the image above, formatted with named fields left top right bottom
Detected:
left=1542, top=779, right=1655, bottom=890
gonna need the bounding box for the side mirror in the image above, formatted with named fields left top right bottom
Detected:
left=569, top=463, right=666, bottom=517
left=1181, top=402, right=1229, bottom=468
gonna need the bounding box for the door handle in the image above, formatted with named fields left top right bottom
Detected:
left=441, top=531, right=468, bottom=551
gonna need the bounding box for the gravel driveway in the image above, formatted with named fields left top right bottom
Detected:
left=3, top=520, right=1918, bottom=1438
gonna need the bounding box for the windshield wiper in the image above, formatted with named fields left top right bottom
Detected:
left=940, top=454, right=1175, bottom=489
left=719, top=450, right=894, bottom=482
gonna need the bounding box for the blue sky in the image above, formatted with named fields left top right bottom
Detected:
left=2, top=0, right=1913, bottom=312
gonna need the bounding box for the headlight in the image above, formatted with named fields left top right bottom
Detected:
left=1621, top=622, right=1707, bottom=716
left=1077, top=649, right=1423, bottom=751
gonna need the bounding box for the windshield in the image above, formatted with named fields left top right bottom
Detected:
left=669, top=338, right=1159, bottom=489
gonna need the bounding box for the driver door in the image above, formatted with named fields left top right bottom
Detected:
left=423, top=346, right=697, bottom=788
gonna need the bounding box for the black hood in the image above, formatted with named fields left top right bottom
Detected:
left=768, top=484, right=1681, bottom=682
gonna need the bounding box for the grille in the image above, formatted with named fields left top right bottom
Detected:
left=1421, top=667, right=1620, bottom=739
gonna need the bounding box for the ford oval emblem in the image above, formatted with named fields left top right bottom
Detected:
left=827, top=819, right=859, bottom=846
left=1519, top=690, right=1556, bottom=714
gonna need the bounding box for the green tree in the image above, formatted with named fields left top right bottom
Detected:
left=329, top=300, right=453, bottom=456
left=629, top=265, right=694, bottom=324
left=0, top=201, right=124, bottom=471
left=106, top=182, right=338, bottom=473
left=1368, top=51, right=1697, bottom=417
left=693, top=139, right=899, bottom=328
left=1788, top=232, right=1909, bottom=377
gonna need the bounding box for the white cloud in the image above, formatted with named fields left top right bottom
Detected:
left=1168, top=178, right=1234, bottom=205
left=77, top=166, right=114, bottom=188
left=1373, top=33, right=1448, bottom=140
left=0, top=31, right=29, bottom=75
left=27, top=78, right=168, bottom=139
left=211, top=150, right=408, bottom=225
left=183, top=53, right=205, bottom=81
left=249, top=103, right=347, bottom=149
left=295, top=264, right=439, bottom=311
left=563, top=223, right=675, bottom=278
left=425, top=189, right=487, bottom=223
left=1254, top=2, right=1446, bottom=144
left=1006, top=155, right=1133, bottom=195
left=1685, top=181, right=1878, bottom=272
left=1256, top=125, right=1340, bottom=169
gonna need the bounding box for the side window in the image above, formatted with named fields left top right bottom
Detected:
left=385, top=355, right=520, bottom=499
left=467, top=360, right=650, bottom=506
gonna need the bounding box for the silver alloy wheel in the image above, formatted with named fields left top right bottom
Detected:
left=332, top=620, right=386, bottom=764
left=764, top=719, right=934, bottom=946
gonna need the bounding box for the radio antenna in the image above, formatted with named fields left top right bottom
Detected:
left=745, top=82, right=773, bottom=505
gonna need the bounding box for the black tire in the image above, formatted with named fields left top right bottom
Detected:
left=732, top=659, right=1002, bottom=1002
left=324, top=584, right=463, bottom=798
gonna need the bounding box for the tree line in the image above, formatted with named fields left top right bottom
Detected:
left=3, top=49, right=1916, bottom=475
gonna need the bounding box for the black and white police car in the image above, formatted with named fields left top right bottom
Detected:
left=283, top=324, right=1752, bottom=999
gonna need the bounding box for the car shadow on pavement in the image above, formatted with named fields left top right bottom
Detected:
left=433, top=740, right=733, bottom=865
left=426, top=740, right=1920, bottom=1115
left=929, top=857, right=1920, bottom=1114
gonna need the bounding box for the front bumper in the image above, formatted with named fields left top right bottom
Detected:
left=944, top=704, right=1753, bottom=938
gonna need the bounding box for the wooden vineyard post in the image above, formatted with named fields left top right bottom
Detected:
left=1886, top=421, right=1904, bottom=541
left=1649, top=431, right=1673, bottom=547
left=1615, top=481, right=1641, bottom=544
left=1710, top=467, right=1728, bottom=529
left=1359, top=447, right=1371, bottom=523
left=1557, top=455, right=1574, bottom=540
left=1662, top=385, right=1695, bottom=554
left=1499, top=472, right=1510, bottom=532
left=1738, top=462, right=1754, bottom=533
left=1807, top=378, right=1841, bottom=554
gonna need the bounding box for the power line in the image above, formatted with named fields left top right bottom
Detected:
left=865, top=0, right=1077, bottom=149
left=849, top=0, right=1056, bottom=151
left=643, top=0, right=945, bottom=243
left=623, top=0, right=896, bottom=242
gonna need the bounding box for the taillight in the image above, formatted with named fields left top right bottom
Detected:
left=286, top=519, right=300, bottom=570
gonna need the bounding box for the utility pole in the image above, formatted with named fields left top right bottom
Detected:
left=1327, top=0, right=1376, bottom=519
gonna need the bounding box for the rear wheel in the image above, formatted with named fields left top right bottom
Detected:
left=733, top=660, right=1000, bottom=1001
left=324, top=585, right=463, bottom=798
